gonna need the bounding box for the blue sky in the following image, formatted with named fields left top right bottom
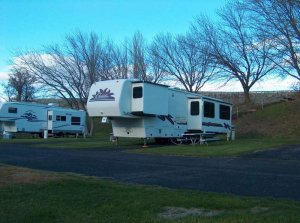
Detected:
left=0, top=0, right=295, bottom=91
left=0, top=0, right=226, bottom=78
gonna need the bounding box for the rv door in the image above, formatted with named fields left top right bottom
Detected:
left=47, top=111, right=53, bottom=131
left=187, top=99, right=202, bottom=130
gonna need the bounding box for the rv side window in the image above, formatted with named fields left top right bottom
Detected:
left=48, top=115, right=52, bottom=121
left=71, top=117, right=81, bottom=125
left=8, top=107, right=17, bottom=113
left=204, top=101, right=215, bottom=118
left=133, top=86, right=143, bottom=98
left=56, top=115, right=66, bottom=121
left=220, top=105, right=231, bottom=120
left=190, top=101, right=200, bottom=116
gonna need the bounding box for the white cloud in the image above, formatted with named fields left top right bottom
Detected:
left=251, top=76, right=295, bottom=91
left=0, top=71, right=9, bottom=81
left=0, top=68, right=10, bottom=81
left=201, top=76, right=296, bottom=92
left=13, top=53, right=57, bottom=67
left=0, top=53, right=56, bottom=83
left=201, top=81, right=242, bottom=92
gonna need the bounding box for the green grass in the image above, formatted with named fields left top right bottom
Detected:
left=0, top=136, right=146, bottom=149
left=1, top=166, right=300, bottom=223
left=1, top=136, right=299, bottom=157
left=0, top=122, right=150, bottom=149
left=130, top=138, right=300, bottom=157
left=41, top=138, right=148, bottom=149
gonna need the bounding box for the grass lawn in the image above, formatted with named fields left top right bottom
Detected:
left=1, top=164, right=300, bottom=223
left=0, top=123, right=150, bottom=149
left=1, top=136, right=299, bottom=157
left=0, top=135, right=146, bottom=149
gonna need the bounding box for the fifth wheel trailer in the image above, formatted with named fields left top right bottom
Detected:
left=87, top=79, right=232, bottom=142
left=0, top=102, right=86, bottom=138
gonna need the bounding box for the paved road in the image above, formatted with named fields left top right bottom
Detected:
left=1, top=143, right=300, bottom=200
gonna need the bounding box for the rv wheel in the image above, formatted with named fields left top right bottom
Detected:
left=170, top=137, right=183, bottom=145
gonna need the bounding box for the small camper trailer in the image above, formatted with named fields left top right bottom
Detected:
left=87, top=79, right=232, bottom=143
left=0, top=102, right=86, bottom=138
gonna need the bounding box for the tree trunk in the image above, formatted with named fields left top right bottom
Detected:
left=243, top=88, right=251, bottom=104
left=88, top=117, right=94, bottom=136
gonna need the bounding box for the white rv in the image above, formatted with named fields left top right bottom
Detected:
left=0, top=102, right=86, bottom=137
left=87, top=79, right=232, bottom=143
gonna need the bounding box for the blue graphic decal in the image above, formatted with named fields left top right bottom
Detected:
left=21, top=110, right=38, bottom=121
left=223, top=123, right=231, bottom=130
left=157, top=114, right=175, bottom=125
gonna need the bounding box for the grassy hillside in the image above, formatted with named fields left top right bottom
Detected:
left=235, top=99, right=300, bottom=138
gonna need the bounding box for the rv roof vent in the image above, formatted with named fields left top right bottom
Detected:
left=48, top=103, right=59, bottom=107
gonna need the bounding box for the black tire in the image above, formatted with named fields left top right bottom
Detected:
left=170, top=137, right=183, bottom=145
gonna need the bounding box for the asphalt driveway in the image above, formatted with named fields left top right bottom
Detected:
left=1, top=143, right=300, bottom=201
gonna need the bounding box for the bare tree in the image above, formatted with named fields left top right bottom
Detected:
left=151, top=33, right=215, bottom=92
left=15, top=32, right=117, bottom=135
left=1, top=82, right=15, bottom=102
left=192, top=2, right=276, bottom=103
left=111, top=41, right=129, bottom=79
left=15, top=32, right=109, bottom=110
left=291, top=81, right=300, bottom=92
left=243, top=0, right=300, bottom=80
left=6, top=67, right=37, bottom=101
left=130, top=31, right=148, bottom=80
left=147, top=43, right=167, bottom=83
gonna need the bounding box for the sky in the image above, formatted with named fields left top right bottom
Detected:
left=0, top=0, right=296, bottom=92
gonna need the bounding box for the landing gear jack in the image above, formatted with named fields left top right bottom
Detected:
left=142, top=138, right=148, bottom=148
